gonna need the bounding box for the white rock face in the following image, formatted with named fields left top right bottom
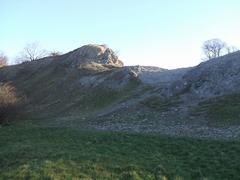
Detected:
left=74, top=44, right=108, bottom=59
left=66, top=44, right=124, bottom=67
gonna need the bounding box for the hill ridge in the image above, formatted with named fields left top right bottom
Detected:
left=1, top=45, right=240, bottom=139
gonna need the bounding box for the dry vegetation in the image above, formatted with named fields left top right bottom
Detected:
left=0, top=83, right=22, bottom=124
left=0, top=52, right=8, bottom=67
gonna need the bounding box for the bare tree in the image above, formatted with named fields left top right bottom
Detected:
left=0, top=51, right=8, bottom=67
left=16, top=42, right=47, bottom=63
left=202, top=39, right=227, bottom=60
left=226, top=46, right=238, bottom=54
left=48, top=51, right=62, bottom=57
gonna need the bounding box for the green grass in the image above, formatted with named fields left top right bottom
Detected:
left=195, top=93, right=240, bottom=126
left=18, top=68, right=140, bottom=121
left=140, top=96, right=180, bottom=112
left=79, top=82, right=138, bottom=110
left=1, top=122, right=240, bottom=179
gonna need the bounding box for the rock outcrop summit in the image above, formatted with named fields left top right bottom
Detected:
left=65, top=44, right=124, bottom=67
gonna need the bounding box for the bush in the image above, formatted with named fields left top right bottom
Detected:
left=0, top=52, right=8, bottom=67
left=0, top=83, right=21, bottom=124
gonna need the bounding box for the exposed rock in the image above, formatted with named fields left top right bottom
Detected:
left=65, top=44, right=124, bottom=67
left=78, top=65, right=139, bottom=90
left=178, top=51, right=240, bottom=99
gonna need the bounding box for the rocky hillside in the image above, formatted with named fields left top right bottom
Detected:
left=1, top=44, right=240, bottom=139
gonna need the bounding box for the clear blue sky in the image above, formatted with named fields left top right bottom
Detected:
left=1, top=0, right=240, bottom=68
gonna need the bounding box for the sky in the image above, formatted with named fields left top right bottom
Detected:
left=1, top=0, right=240, bottom=69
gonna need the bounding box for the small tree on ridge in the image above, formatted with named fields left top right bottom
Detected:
left=202, top=39, right=227, bottom=60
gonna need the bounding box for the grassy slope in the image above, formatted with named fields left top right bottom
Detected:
left=140, top=96, right=180, bottom=112
left=193, top=93, right=240, bottom=126
left=0, top=121, right=240, bottom=180
left=9, top=63, right=139, bottom=122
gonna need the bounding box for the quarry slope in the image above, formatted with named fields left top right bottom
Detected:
left=1, top=45, right=240, bottom=139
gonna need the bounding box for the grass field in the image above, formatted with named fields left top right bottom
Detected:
left=0, top=121, right=240, bottom=179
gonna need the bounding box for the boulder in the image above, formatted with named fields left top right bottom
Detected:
left=66, top=44, right=124, bottom=67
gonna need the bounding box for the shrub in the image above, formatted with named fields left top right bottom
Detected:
left=0, top=51, right=8, bottom=67
left=0, top=83, right=21, bottom=124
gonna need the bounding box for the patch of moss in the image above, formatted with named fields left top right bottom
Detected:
left=140, top=96, right=180, bottom=112
left=76, top=79, right=140, bottom=110
left=194, top=93, right=240, bottom=126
